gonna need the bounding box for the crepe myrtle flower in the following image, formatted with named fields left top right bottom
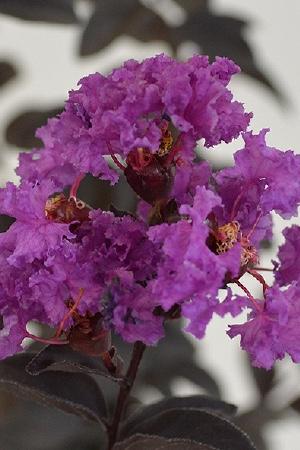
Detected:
left=17, top=54, right=251, bottom=189
left=275, top=225, right=300, bottom=287
left=228, top=283, right=300, bottom=370
left=0, top=180, right=89, bottom=267
left=1, top=54, right=300, bottom=371
left=0, top=184, right=164, bottom=359
left=209, top=131, right=300, bottom=369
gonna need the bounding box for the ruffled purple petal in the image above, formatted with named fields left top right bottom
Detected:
left=18, top=54, right=251, bottom=186
left=228, top=284, right=300, bottom=369
left=275, top=225, right=300, bottom=286
left=0, top=181, right=73, bottom=265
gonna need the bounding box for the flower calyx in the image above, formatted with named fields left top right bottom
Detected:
left=67, top=312, right=123, bottom=375
left=109, top=120, right=180, bottom=205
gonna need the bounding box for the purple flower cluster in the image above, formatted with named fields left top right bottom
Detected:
left=17, top=54, right=251, bottom=187
left=1, top=54, right=300, bottom=369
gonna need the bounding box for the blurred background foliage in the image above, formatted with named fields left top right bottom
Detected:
left=0, top=1, right=298, bottom=450
left=0, top=0, right=282, bottom=151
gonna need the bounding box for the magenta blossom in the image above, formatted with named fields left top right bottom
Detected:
left=1, top=54, right=300, bottom=370
left=228, top=284, right=300, bottom=369
left=17, top=54, right=251, bottom=189
left=0, top=180, right=74, bottom=266
left=214, top=129, right=300, bottom=246
left=275, top=225, right=300, bottom=286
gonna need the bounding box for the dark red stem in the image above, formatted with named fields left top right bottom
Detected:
left=234, top=279, right=263, bottom=312
left=69, top=173, right=85, bottom=198
left=24, top=332, right=69, bottom=346
left=247, top=268, right=269, bottom=294
left=107, top=341, right=146, bottom=450
left=107, top=141, right=126, bottom=171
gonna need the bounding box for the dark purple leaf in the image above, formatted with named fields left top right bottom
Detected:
left=140, top=351, right=220, bottom=398
left=235, top=408, right=275, bottom=450
left=123, top=396, right=143, bottom=419
left=259, top=239, right=273, bottom=250
left=173, top=12, right=283, bottom=101
left=140, top=359, right=220, bottom=398
left=248, top=358, right=275, bottom=398
left=0, top=215, right=15, bottom=233
left=114, top=322, right=220, bottom=398
left=290, top=397, right=300, bottom=413
left=121, top=395, right=236, bottom=439
left=121, top=408, right=256, bottom=450
left=174, top=361, right=221, bottom=397
left=0, top=353, right=107, bottom=425
left=79, top=0, right=139, bottom=56
left=0, top=0, right=78, bottom=23
left=0, top=400, right=105, bottom=450
left=174, top=0, right=209, bottom=13
left=0, top=61, right=17, bottom=88
left=26, top=344, right=123, bottom=381
left=5, top=106, right=62, bottom=148
left=124, top=7, right=170, bottom=44
left=114, top=435, right=215, bottom=450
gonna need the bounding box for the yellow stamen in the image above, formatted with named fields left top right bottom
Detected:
left=158, top=129, right=173, bottom=157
